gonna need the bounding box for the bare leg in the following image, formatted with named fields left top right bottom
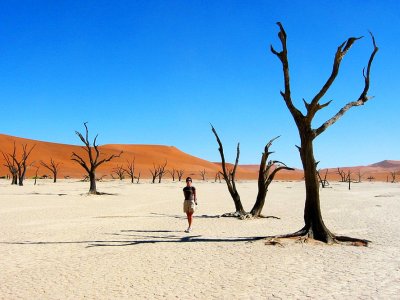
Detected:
left=186, top=212, right=193, bottom=230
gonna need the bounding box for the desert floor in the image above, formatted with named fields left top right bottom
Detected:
left=1, top=179, right=399, bottom=299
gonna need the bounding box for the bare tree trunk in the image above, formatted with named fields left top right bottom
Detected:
left=89, top=172, right=97, bottom=194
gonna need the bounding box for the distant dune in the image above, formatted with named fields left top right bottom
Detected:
left=0, top=134, right=398, bottom=181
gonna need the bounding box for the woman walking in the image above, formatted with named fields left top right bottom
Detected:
left=183, top=177, right=197, bottom=233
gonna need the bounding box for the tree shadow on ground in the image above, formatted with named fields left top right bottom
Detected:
left=1, top=230, right=266, bottom=248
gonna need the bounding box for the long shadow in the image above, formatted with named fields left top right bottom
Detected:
left=1, top=233, right=266, bottom=248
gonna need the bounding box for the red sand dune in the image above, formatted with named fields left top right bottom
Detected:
left=0, top=133, right=398, bottom=182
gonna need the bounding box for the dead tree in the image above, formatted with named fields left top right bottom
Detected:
left=367, top=176, right=375, bottom=182
left=317, top=169, right=329, bottom=188
left=71, top=122, right=122, bottom=194
left=250, top=136, right=294, bottom=217
left=149, top=163, right=160, bottom=184
left=112, top=165, right=125, bottom=180
left=211, top=125, right=245, bottom=215
left=347, top=170, right=352, bottom=190
left=177, top=170, right=185, bottom=181
left=34, top=165, right=40, bottom=185
left=215, top=172, right=222, bottom=183
left=157, top=161, right=168, bottom=183
left=124, top=158, right=136, bottom=183
left=211, top=125, right=292, bottom=218
left=2, top=146, right=18, bottom=185
left=337, top=168, right=347, bottom=182
left=356, top=170, right=364, bottom=183
left=169, top=168, right=176, bottom=181
left=390, top=171, right=397, bottom=183
left=40, top=158, right=62, bottom=183
left=199, top=169, right=206, bottom=181
left=136, top=171, right=141, bottom=184
left=3, top=143, right=35, bottom=186
left=270, top=22, right=378, bottom=245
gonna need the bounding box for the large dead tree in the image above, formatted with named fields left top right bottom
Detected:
left=71, top=122, right=122, bottom=194
left=40, top=158, right=62, bottom=183
left=211, top=125, right=292, bottom=218
left=270, top=22, right=378, bottom=245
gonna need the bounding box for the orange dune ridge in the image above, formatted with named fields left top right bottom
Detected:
left=0, top=134, right=398, bottom=181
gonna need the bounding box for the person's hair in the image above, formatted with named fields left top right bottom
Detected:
left=185, top=177, right=192, bottom=182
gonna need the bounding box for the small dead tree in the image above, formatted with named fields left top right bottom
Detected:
left=34, top=165, right=40, bottom=185
left=3, top=143, right=36, bottom=186
left=177, top=170, right=185, bottom=181
left=317, top=168, right=329, bottom=188
left=347, top=170, right=352, bottom=190
left=169, top=169, right=176, bottom=181
left=71, top=122, right=122, bottom=194
left=211, top=125, right=292, bottom=218
left=149, top=163, right=160, bottom=184
left=367, top=176, right=375, bottom=182
left=124, top=158, right=136, bottom=183
left=40, top=158, right=62, bottom=183
left=199, top=169, right=206, bottom=181
left=157, top=161, right=168, bottom=183
left=215, top=172, right=222, bottom=183
left=356, top=170, right=364, bottom=183
left=136, top=171, right=141, bottom=184
left=112, top=165, right=125, bottom=180
left=2, top=146, right=18, bottom=185
left=270, top=22, right=378, bottom=245
left=390, top=171, right=397, bottom=183
left=337, top=168, right=347, bottom=182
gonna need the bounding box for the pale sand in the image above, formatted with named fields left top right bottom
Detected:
left=1, top=179, right=399, bottom=299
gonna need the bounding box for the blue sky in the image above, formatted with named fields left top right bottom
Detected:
left=0, top=0, right=398, bottom=168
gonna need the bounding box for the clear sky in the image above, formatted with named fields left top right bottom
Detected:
left=0, top=0, right=398, bottom=169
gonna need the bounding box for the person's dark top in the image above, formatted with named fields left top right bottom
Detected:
left=183, top=186, right=196, bottom=200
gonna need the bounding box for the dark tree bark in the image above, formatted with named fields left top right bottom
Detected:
left=211, top=125, right=245, bottom=215
left=337, top=168, right=347, bottom=182
left=177, top=170, right=184, bottom=181
left=71, top=122, right=122, bottom=194
left=149, top=163, right=159, bottom=184
left=211, top=125, right=292, bottom=218
left=169, top=168, right=176, bottom=181
left=124, top=158, right=136, bottom=183
left=112, top=165, right=125, bottom=180
left=199, top=169, right=206, bottom=181
left=2, top=146, right=18, bottom=185
left=157, top=161, right=168, bottom=183
left=250, top=137, right=294, bottom=217
left=3, top=143, right=35, bottom=186
left=270, top=22, right=378, bottom=245
left=40, top=158, right=61, bottom=183
left=317, top=169, right=329, bottom=188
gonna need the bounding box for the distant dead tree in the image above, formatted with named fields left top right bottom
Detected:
left=356, top=170, right=364, bottom=183
left=177, top=170, right=185, bottom=181
left=149, top=164, right=159, bottom=183
left=269, top=22, right=378, bottom=245
left=2, top=146, right=18, bottom=185
left=3, top=143, right=35, bottom=186
left=112, top=165, right=125, bottom=180
left=347, top=170, right=352, bottom=190
left=211, top=125, right=293, bottom=218
left=40, top=158, right=62, bottom=183
left=136, top=171, right=141, bottom=184
left=390, top=171, right=397, bottom=183
left=124, top=158, right=136, bottom=183
left=317, top=168, right=329, bottom=188
left=367, top=176, right=375, bottom=182
left=199, top=169, right=206, bottom=181
left=337, top=168, right=347, bottom=182
left=71, top=122, right=122, bottom=194
left=157, top=161, right=168, bottom=183
left=169, top=168, right=176, bottom=181
left=215, top=172, right=222, bottom=183
left=34, top=165, right=40, bottom=185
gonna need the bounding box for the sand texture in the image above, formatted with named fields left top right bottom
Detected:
left=1, top=179, right=400, bottom=299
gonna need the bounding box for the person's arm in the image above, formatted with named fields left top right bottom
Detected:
left=193, top=187, right=197, bottom=205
